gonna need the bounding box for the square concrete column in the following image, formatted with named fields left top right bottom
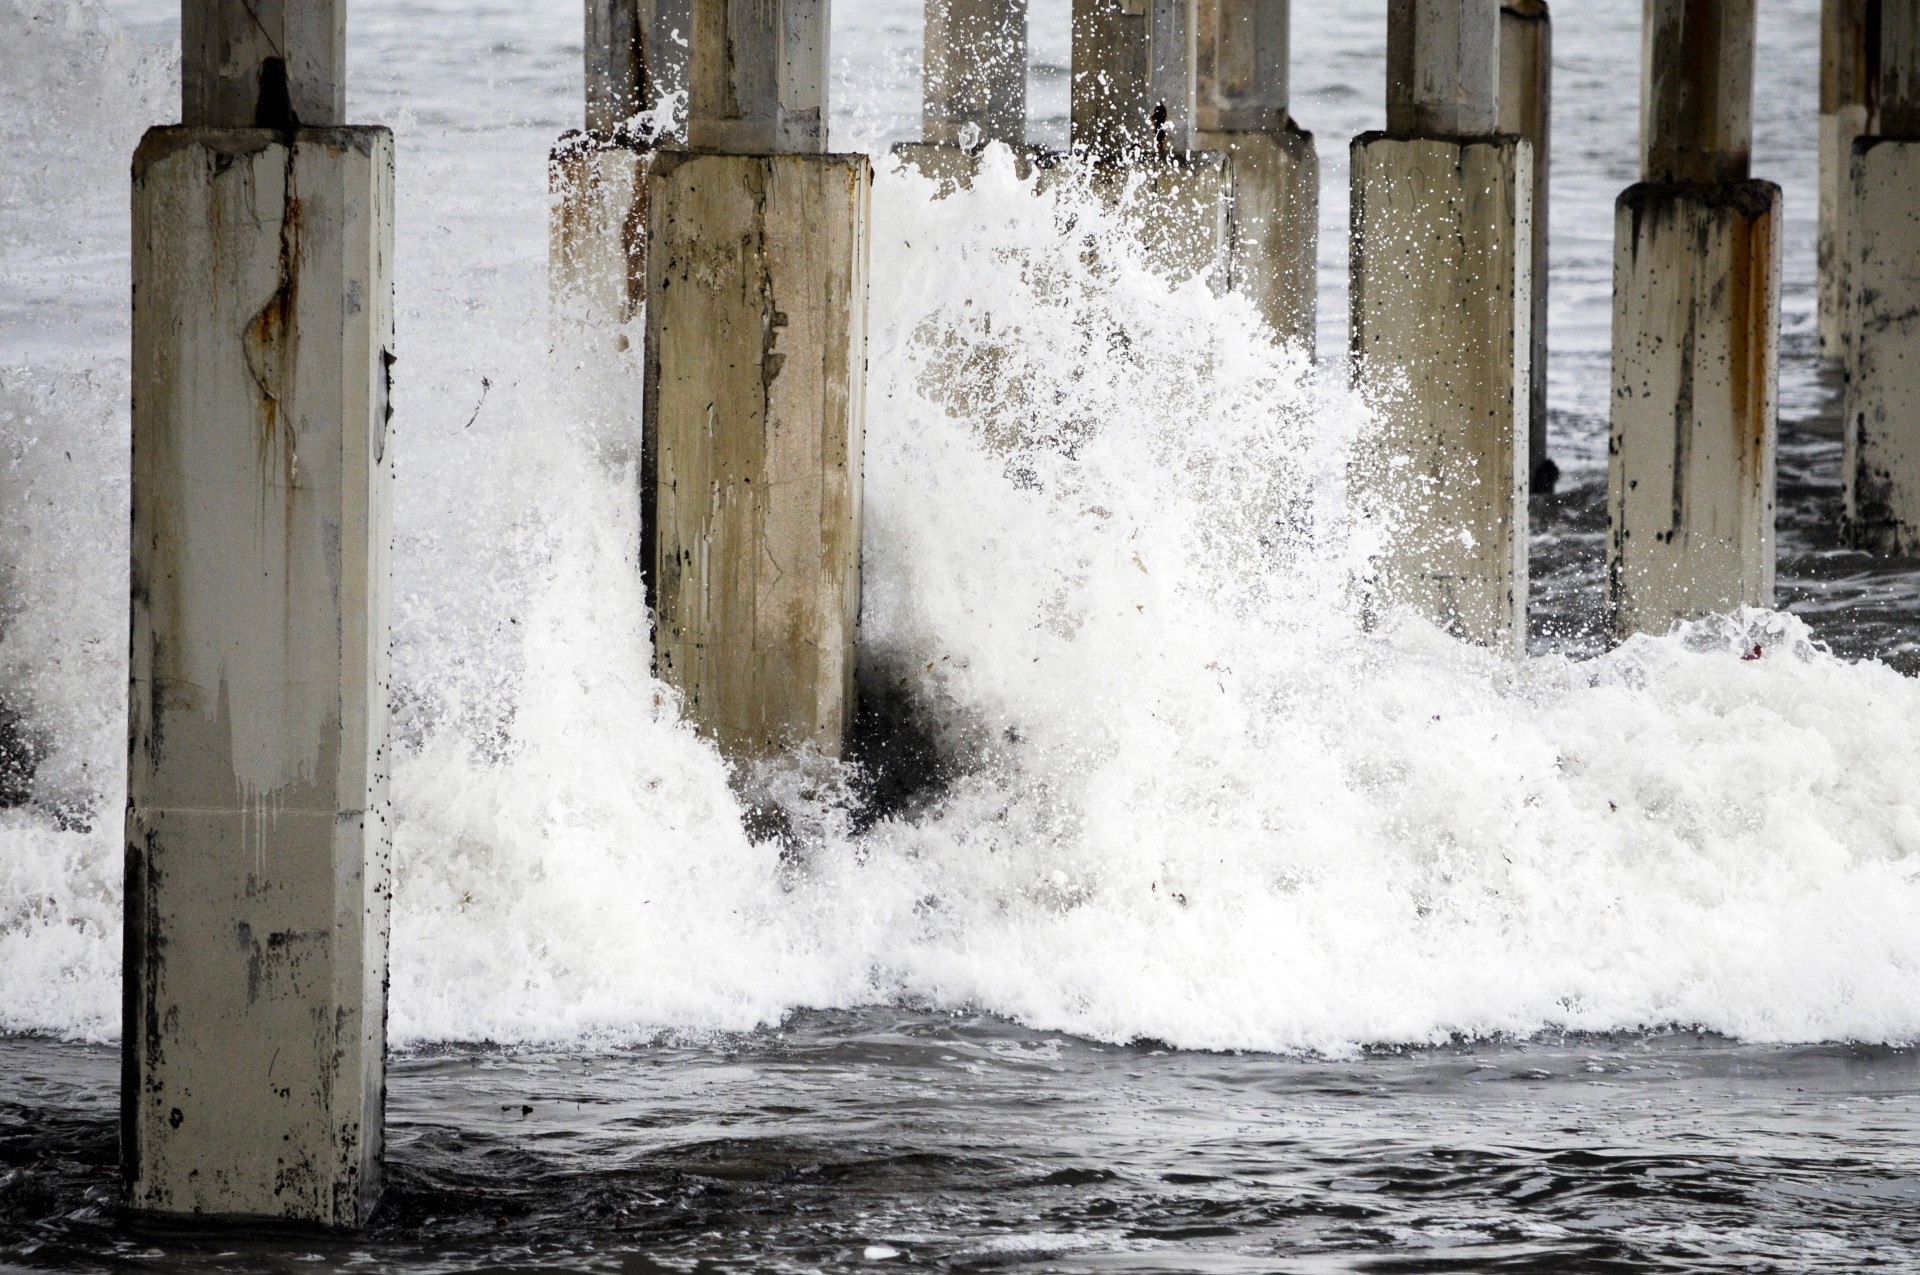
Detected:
left=1819, top=0, right=1878, bottom=360
left=894, top=0, right=1031, bottom=189
left=1607, top=0, right=1777, bottom=637
left=1186, top=0, right=1319, bottom=352
left=645, top=0, right=869, bottom=763
left=689, top=0, right=827, bottom=153
left=644, top=154, right=869, bottom=759
left=551, top=134, right=651, bottom=333
left=1608, top=184, right=1779, bottom=634
left=552, top=0, right=693, bottom=386
left=1351, top=0, right=1530, bottom=653
left=1842, top=137, right=1920, bottom=552
left=1350, top=135, right=1532, bottom=653
left=1041, top=0, right=1232, bottom=293
left=925, top=0, right=1027, bottom=148
left=1386, top=0, right=1499, bottom=137
left=1500, top=0, right=1552, bottom=487
left=1841, top=5, right=1920, bottom=552
left=127, top=125, right=394, bottom=1226
left=1073, top=0, right=1152, bottom=161
left=181, top=1, right=344, bottom=128
left=586, top=0, right=690, bottom=134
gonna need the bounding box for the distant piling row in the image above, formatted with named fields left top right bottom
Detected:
left=117, top=0, right=1920, bottom=1232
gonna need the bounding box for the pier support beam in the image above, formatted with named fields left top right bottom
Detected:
left=126, top=0, right=393, bottom=1227
left=644, top=0, right=869, bottom=761
left=1607, top=0, right=1778, bottom=637
left=1184, top=0, right=1318, bottom=351
left=1350, top=0, right=1531, bottom=653
left=1819, top=0, right=1878, bottom=360
left=1843, top=2, right=1920, bottom=552
left=1500, top=0, right=1552, bottom=487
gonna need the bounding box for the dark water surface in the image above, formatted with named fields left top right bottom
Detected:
left=5, top=1011, right=1920, bottom=1273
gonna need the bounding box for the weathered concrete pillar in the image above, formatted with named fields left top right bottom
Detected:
left=1500, top=0, right=1552, bottom=487
left=586, top=0, right=691, bottom=133
left=126, top=0, right=393, bottom=1228
left=644, top=0, right=869, bottom=761
left=1351, top=0, right=1531, bottom=653
left=1184, top=0, right=1319, bottom=351
left=926, top=0, right=1027, bottom=148
left=1608, top=0, right=1778, bottom=637
left=1012, top=0, right=1226, bottom=291
left=1386, top=0, right=1499, bottom=137
left=1073, top=0, right=1152, bottom=161
left=1843, top=1, right=1920, bottom=552
left=181, top=0, right=344, bottom=128
left=552, top=0, right=691, bottom=369
left=1819, top=0, right=1879, bottom=359
left=894, top=0, right=1029, bottom=188
left=688, top=0, right=827, bottom=152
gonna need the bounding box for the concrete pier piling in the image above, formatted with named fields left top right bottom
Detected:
left=1073, top=0, right=1153, bottom=162
left=551, top=1, right=688, bottom=363
left=1185, top=0, right=1319, bottom=351
left=1500, top=0, right=1552, bottom=488
left=893, top=0, right=1029, bottom=186
left=1055, top=0, right=1223, bottom=288
left=644, top=0, right=870, bottom=761
left=925, top=0, right=1027, bottom=148
left=1607, top=0, right=1778, bottom=637
left=1844, top=0, right=1920, bottom=553
left=1820, top=0, right=1879, bottom=360
left=126, top=0, right=393, bottom=1226
left=1350, top=0, right=1532, bottom=654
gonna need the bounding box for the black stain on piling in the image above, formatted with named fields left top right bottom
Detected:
left=254, top=57, right=299, bottom=133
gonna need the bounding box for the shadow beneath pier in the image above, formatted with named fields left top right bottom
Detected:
left=845, top=652, right=969, bottom=835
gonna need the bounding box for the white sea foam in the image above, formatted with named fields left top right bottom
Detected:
left=5, top=0, right=1919, bottom=1054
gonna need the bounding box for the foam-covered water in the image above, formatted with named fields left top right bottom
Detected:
left=3, top=0, right=1920, bottom=1066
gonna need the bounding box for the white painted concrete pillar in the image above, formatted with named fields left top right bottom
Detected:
left=1500, top=0, right=1552, bottom=488
left=1819, top=0, right=1878, bottom=360
left=1607, top=0, right=1778, bottom=637
left=126, top=7, right=393, bottom=1223
left=644, top=0, right=869, bottom=761
left=1842, top=1, right=1920, bottom=552
left=1185, top=0, right=1319, bottom=351
left=1351, top=0, right=1531, bottom=653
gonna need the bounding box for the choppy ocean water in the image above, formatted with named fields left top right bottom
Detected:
left=3, top=0, right=1920, bottom=1268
